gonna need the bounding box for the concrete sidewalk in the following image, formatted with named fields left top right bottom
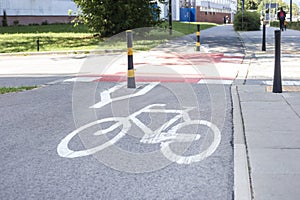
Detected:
left=234, top=25, right=300, bottom=200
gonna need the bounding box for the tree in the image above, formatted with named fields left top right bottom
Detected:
left=73, top=0, right=164, bottom=37
left=233, top=11, right=261, bottom=31
left=291, top=3, right=299, bottom=16
left=247, top=0, right=259, bottom=10
left=237, top=0, right=259, bottom=11
left=257, top=0, right=288, bottom=16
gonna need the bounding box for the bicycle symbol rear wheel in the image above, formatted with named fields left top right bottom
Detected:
left=57, top=117, right=131, bottom=158
left=160, top=120, right=221, bottom=164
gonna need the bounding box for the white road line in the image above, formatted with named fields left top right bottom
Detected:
left=263, top=80, right=300, bottom=86
left=255, top=54, right=300, bottom=58
left=221, top=58, right=243, bottom=62
left=200, top=44, right=210, bottom=53
left=224, top=53, right=244, bottom=57
left=198, top=79, right=233, bottom=85
left=63, top=77, right=100, bottom=82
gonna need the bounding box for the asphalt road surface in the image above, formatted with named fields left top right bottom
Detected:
left=0, top=25, right=243, bottom=200
left=0, top=77, right=233, bottom=200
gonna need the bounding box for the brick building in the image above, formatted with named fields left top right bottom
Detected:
left=158, top=0, right=237, bottom=24
left=1, top=0, right=237, bottom=26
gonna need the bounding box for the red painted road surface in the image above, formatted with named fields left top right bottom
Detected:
left=73, top=52, right=243, bottom=83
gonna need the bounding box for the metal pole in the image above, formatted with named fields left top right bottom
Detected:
left=262, top=24, right=266, bottom=51
left=290, top=0, right=292, bottom=22
left=269, top=0, right=271, bottom=20
left=242, top=0, right=244, bottom=30
left=273, top=30, right=282, bottom=93
left=169, top=0, right=172, bottom=35
left=36, top=38, right=40, bottom=52
left=126, top=30, right=136, bottom=88
left=196, top=24, right=200, bottom=51
left=188, top=0, right=191, bottom=30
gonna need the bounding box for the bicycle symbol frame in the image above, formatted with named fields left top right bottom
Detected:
left=57, top=83, right=221, bottom=165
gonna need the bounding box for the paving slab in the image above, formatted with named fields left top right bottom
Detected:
left=251, top=174, right=300, bottom=200
left=237, top=86, right=300, bottom=200
left=246, top=130, right=300, bottom=149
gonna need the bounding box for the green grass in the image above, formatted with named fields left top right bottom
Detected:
left=0, top=24, right=90, bottom=34
left=0, top=22, right=217, bottom=53
left=0, top=33, right=102, bottom=53
left=0, top=24, right=102, bottom=53
left=0, top=86, right=38, bottom=94
left=97, top=22, right=218, bottom=51
left=161, top=21, right=218, bottom=35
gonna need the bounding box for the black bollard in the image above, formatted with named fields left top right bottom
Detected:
left=169, top=0, right=172, bottom=35
left=273, top=30, right=282, bottom=93
left=262, top=24, right=266, bottom=51
left=36, top=38, right=40, bottom=52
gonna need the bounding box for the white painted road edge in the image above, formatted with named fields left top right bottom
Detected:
left=263, top=80, right=300, bottom=86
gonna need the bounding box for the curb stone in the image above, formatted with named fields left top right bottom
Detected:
left=232, top=85, right=252, bottom=200
left=0, top=49, right=125, bottom=57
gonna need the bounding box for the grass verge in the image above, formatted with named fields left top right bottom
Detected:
left=0, top=22, right=218, bottom=53
left=161, top=21, right=218, bottom=35
left=0, top=86, right=38, bottom=94
left=97, top=22, right=218, bottom=51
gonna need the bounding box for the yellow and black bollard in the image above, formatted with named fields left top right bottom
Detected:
left=126, top=30, right=136, bottom=88
left=196, top=24, right=200, bottom=51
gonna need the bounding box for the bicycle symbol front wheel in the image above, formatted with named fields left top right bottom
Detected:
left=57, top=117, right=131, bottom=158
left=160, top=120, right=221, bottom=164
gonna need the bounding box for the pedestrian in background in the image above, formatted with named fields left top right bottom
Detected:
left=277, top=7, right=286, bottom=31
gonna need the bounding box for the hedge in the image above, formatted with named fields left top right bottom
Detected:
left=233, top=11, right=261, bottom=31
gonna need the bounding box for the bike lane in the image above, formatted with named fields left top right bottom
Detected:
left=0, top=25, right=244, bottom=199
left=0, top=81, right=233, bottom=200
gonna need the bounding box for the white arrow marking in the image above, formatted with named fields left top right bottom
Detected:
left=90, top=82, right=160, bottom=109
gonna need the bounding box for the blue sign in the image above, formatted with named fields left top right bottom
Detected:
left=180, top=8, right=196, bottom=22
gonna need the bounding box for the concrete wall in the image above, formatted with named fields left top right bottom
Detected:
left=0, top=16, right=75, bottom=26
left=0, top=0, right=77, bottom=25
left=0, top=0, right=77, bottom=16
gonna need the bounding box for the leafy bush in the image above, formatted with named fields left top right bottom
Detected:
left=73, top=0, right=162, bottom=37
left=41, top=20, right=48, bottom=25
left=270, top=21, right=279, bottom=28
left=271, top=20, right=300, bottom=31
left=233, top=11, right=260, bottom=31
left=13, top=20, right=19, bottom=26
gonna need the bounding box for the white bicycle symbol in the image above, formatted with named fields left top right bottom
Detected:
left=57, top=103, right=221, bottom=165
